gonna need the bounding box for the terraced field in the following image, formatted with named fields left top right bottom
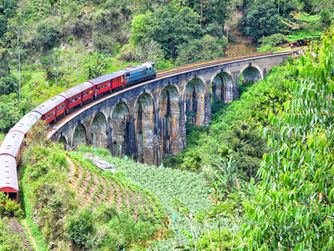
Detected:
left=20, top=145, right=168, bottom=250
left=66, top=153, right=167, bottom=221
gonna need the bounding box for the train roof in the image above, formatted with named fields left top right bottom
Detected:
left=126, top=62, right=154, bottom=74
left=10, top=111, right=42, bottom=135
left=0, top=155, right=18, bottom=192
left=58, top=82, right=94, bottom=99
left=89, top=70, right=125, bottom=85
left=0, top=131, right=25, bottom=158
left=32, top=95, right=65, bottom=115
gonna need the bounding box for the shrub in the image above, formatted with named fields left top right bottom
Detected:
left=196, top=229, right=240, bottom=251
left=35, top=23, right=60, bottom=51
left=0, top=74, right=18, bottom=95
left=0, top=193, right=23, bottom=217
left=65, top=210, right=95, bottom=248
left=0, top=218, right=26, bottom=250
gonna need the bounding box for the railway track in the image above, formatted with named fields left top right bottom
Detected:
left=48, top=50, right=292, bottom=139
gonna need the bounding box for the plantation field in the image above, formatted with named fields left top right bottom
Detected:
left=76, top=147, right=214, bottom=249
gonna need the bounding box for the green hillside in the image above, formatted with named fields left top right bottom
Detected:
left=20, top=140, right=168, bottom=250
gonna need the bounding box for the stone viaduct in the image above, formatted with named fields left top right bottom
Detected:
left=51, top=52, right=290, bottom=165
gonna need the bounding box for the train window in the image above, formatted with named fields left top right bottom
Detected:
left=79, top=96, right=81, bottom=99
left=8, top=192, right=17, bottom=200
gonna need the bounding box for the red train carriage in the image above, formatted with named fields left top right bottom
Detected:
left=32, top=96, right=66, bottom=123
left=0, top=131, right=25, bottom=163
left=9, top=112, right=42, bottom=138
left=89, top=70, right=126, bottom=96
left=0, top=155, right=19, bottom=202
left=58, top=82, right=94, bottom=112
left=80, top=82, right=95, bottom=103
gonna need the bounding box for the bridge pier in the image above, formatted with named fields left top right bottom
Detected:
left=232, top=71, right=241, bottom=100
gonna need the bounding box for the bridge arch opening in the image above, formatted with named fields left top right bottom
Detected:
left=159, top=85, right=180, bottom=155
left=134, top=93, right=155, bottom=164
left=212, top=72, right=233, bottom=103
left=242, top=66, right=262, bottom=83
left=73, top=124, right=87, bottom=147
left=185, top=78, right=205, bottom=125
left=111, top=102, right=130, bottom=157
left=91, top=112, right=107, bottom=148
left=59, top=136, right=67, bottom=145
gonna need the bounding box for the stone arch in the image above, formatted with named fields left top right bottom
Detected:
left=111, top=102, right=130, bottom=157
left=72, top=123, right=87, bottom=147
left=211, top=72, right=233, bottom=103
left=241, top=64, right=262, bottom=82
left=184, top=78, right=206, bottom=125
left=91, top=112, right=107, bottom=148
left=134, top=93, right=155, bottom=164
left=59, top=136, right=67, bottom=145
left=159, top=85, right=180, bottom=155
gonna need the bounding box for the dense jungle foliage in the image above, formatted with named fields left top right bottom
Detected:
left=241, top=24, right=334, bottom=250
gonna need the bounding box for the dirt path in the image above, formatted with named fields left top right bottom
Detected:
left=6, top=218, right=33, bottom=251
left=22, top=219, right=38, bottom=251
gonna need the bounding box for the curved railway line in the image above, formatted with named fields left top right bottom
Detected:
left=48, top=50, right=292, bottom=139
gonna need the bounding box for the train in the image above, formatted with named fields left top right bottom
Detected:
left=0, top=62, right=156, bottom=202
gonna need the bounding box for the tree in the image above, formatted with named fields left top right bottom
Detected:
left=85, top=52, right=107, bottom=79
left=135, top=39, right=163, bottom=63
left=320, top=8, right=333, bottom=27
left=35, top=23, right=60, bottom=52
left=240, top=0, right=286, bottom=42
left=0, top=100, right=22, bottom=133
left=131, top=4, right=203, bottom=59
left=7, top=12, right=26, bottom=100
left=0, top=0, right=17, bottom=39
left=241, top=25, right=334, bottom=250
left=0, top=74, right=18, bottom=96
left=66, top=210, right=94, bottom=248
left=130, top=14, right=151, bottom=46
left=176, top=35, right=224, bottom=65
left=40, top=48, right=63, bottom=84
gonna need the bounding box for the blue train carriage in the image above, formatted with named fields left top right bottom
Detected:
left=125, top=62, right=156, bottom=86
left=0, top=155, right=19, bottom=202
